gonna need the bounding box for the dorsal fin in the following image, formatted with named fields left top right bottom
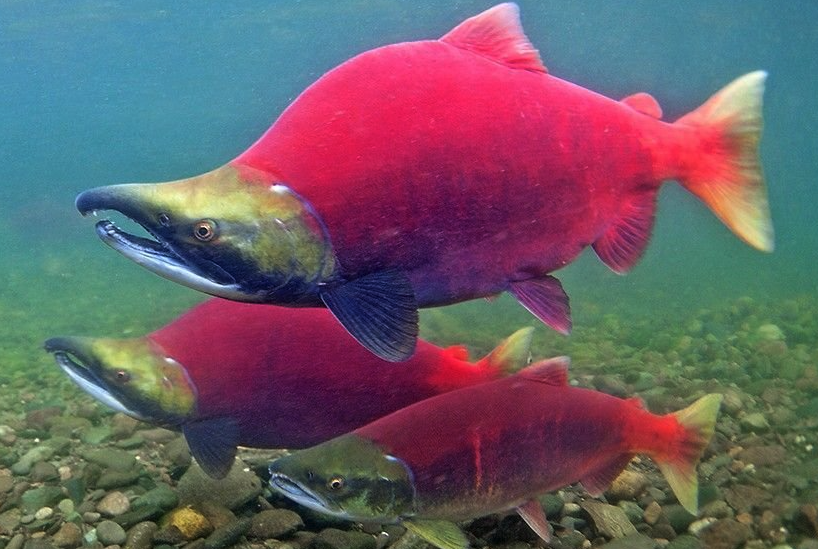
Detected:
left=621, top=92, right=663, bottom=119
left=442, top=344, right=470, bottom=362
left=518, top=356, right=569, bottom=385
left=440, top=3, right=547, bottom=73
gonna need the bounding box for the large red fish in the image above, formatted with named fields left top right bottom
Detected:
left=269, top=357, right=722, bottom=549
left=75, top=3, right=773, bottom=361
left=44, top=298, right=531, bottom=478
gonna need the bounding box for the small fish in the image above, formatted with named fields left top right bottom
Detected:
left=75, top=3, right=772, bottom=361
left=44, top=298, right=531, bottom=478
left=268, top=357, right=721, bottom=549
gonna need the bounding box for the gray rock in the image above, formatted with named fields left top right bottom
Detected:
left=81, top=426, right=113, bottom=444
left=20, top=486, right=64, bottom=514
left=52, top=522, right=84, bottom=548
left=740, top=412, right=770, bottom=432
left=249, top=509, right=304, bottom=539
left=177, top=459, right=262, bottom=510
left=6, top=533, right=26, bottom=549
left=95, top=469, right=141, bottom=489
left=162, top=437, right=191, bottom=468
left=23, top=539, right=56, bottom=549
left=123, top=521, right=158, bottom=549
left=202, top=517, right=253, bottom=549
left=29, top=461, right=59, bottom=482
left=699, top=518, right=752, bottom=549
left=311, top=528, right=377, bottom=549
left=11, top=446, right=54, bottom=475
left=664, top=504, right=696, bottom=533
left=0, top=508, right=22, bottom=533
left=96, top=490, right=131, bottom=516
left=606, top=470, right=649, bottom=501
left=601, top=533, right=657, bottom=549
left=114, top=505, right=165, bottom=529
left=48, top=417, right=93, bottom=439
left=666, top=534, right=703, bottom=549
left=581, top=500, right=637, bottom=539
left=539, top=493, right=564, bottom=518
left=618, top=501, right=644, bottom=525
left=131, top=483, right=178, bottom=511
left=80, top=449, right=136, bottom=472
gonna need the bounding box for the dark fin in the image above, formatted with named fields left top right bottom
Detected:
left=321, top=270, right=419, bottom=362
left=516, top=499, right=552, bottom=542
left=182, top=417, right=240, bottom=479
left=592, top=191, right=658, bottom=274
left=656, top=394, right=723, bottom=515
left=404, top=519, right=469, bottom=549
left=580, top=453, right=634, bottom=496
left=440, top=3, right=546, bottom=73
left=476, top=327, right=534, bottom=374
left=518, top=356, right=570, bottom=385
left=509, top=275, right=571, bottom=334
left=675, top=71, right=773, bottom=252
left=621, top=92, right=663, bottom=119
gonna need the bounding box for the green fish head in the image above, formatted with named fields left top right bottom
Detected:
left=74, top=164, right=334, bottom=304
left=268, top=434, right=416, bottom=523
left=44, top=335, right=197, bottom=425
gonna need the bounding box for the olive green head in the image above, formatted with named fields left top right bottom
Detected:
left=75, top=164, right=334, bottom=304
left=44, top=335, right=196, bottom=424
left=268, top=434, right=416, bottom=523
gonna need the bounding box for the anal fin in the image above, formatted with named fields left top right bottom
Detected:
left=580, top=453, right=634, bottom=497
left=404, top=519, right=469, bottom=549
left=592, top=191, right=657, bottom=274
left=183, top=417, right=240, bottom=479
left=516, top=499, right=552, bottom=542
left=321, top=269, right=419, bottom=362
left=509, top=275, right=571, bottom=334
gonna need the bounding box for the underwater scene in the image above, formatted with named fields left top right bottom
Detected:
left=1, top=1, right=817, bottom=549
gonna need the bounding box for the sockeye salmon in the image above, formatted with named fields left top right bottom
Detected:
left=268, top=357, right=722, bottom=549
left=44, top=298, right=531, bottom=478
left=75, top=3, right=773, bottom=361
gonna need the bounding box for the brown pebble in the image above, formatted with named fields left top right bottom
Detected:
left=736, top=512, right=754, bottom=525
left=643, top=501, right=662, bottom=526
left=51, top=522, right=83, bottom=548
left=123, top=521, right=158, bottom=549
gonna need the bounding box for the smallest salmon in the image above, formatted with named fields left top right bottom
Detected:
left=269, top=358, right=721, bottom=549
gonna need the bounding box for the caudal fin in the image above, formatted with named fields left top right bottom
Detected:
left=655, top=394, right=722, bottom=515
left=477, top=326, right=534, bottom=373
left=676, top=71, right=774, bottom=252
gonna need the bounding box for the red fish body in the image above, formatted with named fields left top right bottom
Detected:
left=76, top=3, right=772, bottom=361
left=268, top=359, right=721, bottom=547
left=45, top=298, right=529, bottom=478
left=235, top=3, right=771, bottom=314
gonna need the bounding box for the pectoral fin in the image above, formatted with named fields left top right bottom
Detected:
left=404, top=519, right=469, bottom=549
left=320, top=269, right=419, bottom=362
left=516, top=499, right=552, bottom=542
left=509, top=275, right=571, bottom=334
left=182, top=417, right=240, bottom=479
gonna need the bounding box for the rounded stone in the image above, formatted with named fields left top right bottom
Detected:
left=249, top=509, right=304, bottom=539
left=52, top=522, right=83, bottom=548
left=96, top=491, right=131, bottom=517
left=96, top=519, right=127, bottom=546
left=34, top=507, right=54, bottom=520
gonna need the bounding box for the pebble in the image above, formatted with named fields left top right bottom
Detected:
left=123, top=520, right=158, bottom=549
left=606, top=470, right=649, bottom=501
left=29, top=462, right=59, bottom=483
left=688, top=517, right=718, bottom=536
left=666, top=534, right=703, bottom=549
left=96, top=491, right=131, bottom=517
left=580, top=500, right=637, bottom=539
left=51, top=522, right=83, bottom=548
left=33, top=507, right=53, bottom=521
left=740, top=412, right=770, bottom=432
left=643, top=501, right=662, bottom=525
left=7, top=533, right=26, bottom=549
left=80, top=449, right=136, bottom=472
left=249, top=509, right=304, bottom=539
left=96, top=520, right=127, bottom=545
left=202, top=517, right=252, bottom=549
left=11, top=446, right=54, bottom=475
left=311, top=528, right=376, bottom=549
left=699, top=518, right=753, bottom=549
left=161, top=506, right=213, bottom=540
left=177, top=459, right=262, bottom=511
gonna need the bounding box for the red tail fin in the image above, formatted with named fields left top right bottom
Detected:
left=654, top=394, right=722, bottom=515
left=676, top=71, right=774, bottom=252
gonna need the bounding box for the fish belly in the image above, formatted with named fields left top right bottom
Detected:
left=240, top=41, right=659, bottom=305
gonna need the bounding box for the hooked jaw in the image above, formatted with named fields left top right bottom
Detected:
left=74, top=164, right=335, bottom=304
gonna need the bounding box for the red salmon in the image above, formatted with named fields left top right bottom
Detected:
left=76, top=3, right=773, bottom=361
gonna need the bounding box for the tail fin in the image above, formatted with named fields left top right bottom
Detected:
left=476, top=327, right=534, bottom=374
left=655, top=394, right=722, bottom=515
left=676, top=71, right=774, bottom=252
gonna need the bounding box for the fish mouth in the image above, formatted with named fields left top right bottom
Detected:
left=268, top=472, right=335, bottom=515
left=76, top=187, right=245, bottom=299
left=44, top=337, right=147, bottom=420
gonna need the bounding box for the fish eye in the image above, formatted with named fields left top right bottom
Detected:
left=327, top=476, right=345, bottom=491
left=158, top=212, right=171, bottom=227
left=193, top=220, right=216, bottom=242
left=115, top=370, right=131, bottom=383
